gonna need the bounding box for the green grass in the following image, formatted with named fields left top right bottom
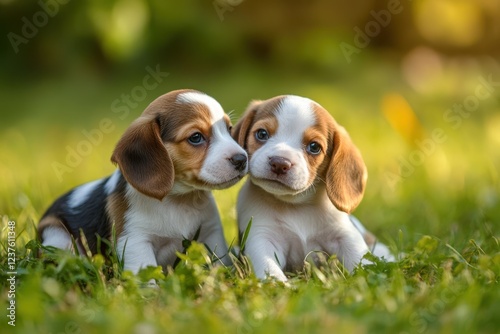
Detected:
left=1, top=61, right=499, bottom=333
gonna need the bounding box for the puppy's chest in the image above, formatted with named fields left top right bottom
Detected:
left=276, top=211, right=343, bottom=267
left=124, top=197, right=207, bottom=239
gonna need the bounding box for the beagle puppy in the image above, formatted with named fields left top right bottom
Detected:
left=233, top=95, right=391, bottom=281
left=39, top=89, right=248, bottom=274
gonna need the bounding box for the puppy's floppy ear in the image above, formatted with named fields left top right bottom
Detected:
left=111, top=115, right=174, bottom=200
left=326, top=123, right=367, bottom=213
left=232, top=100, right=261, bottom=149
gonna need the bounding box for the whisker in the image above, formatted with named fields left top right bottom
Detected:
left=227, top=110, right=237, bottom=123
left=315, top=175, right=327, bottom=186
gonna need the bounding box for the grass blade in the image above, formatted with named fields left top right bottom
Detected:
left=240, top=217, right=253, bottom=253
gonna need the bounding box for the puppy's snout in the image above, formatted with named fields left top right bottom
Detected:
left=229, top=153, right=248, bottom=172
left=269, top=156, right=292, bottom=175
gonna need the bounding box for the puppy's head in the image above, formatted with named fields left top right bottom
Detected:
left=112, top=89, right=248, bottom=200
left=233, top=95, right=366, bottom=213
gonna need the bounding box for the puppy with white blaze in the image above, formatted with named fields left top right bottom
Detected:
left=39, top=89, right=248, bottom=275
left=233, top=95, right=392, bottom=281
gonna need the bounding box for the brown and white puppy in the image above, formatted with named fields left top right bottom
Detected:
left=233, top=95, right=390, bottom=281
left=39, top=89, right=247, bottom=274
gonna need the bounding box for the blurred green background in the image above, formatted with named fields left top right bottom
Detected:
left=0, top=0, right=499, bottom=246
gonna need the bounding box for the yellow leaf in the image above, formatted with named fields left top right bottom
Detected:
left=381, top=93, right=426, bottom=145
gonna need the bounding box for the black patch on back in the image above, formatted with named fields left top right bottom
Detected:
left=41, top=172, right=126, bottom=255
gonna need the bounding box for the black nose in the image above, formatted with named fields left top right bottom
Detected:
left=229, top=153, right=247, bottom=172
left=269, top=156, right=292, bottom=175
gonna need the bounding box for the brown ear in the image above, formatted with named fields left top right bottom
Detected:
left=232, top=100, right=261, bottom=149
left=111, top=116, right=174, bottom=200
left=326, top=124, right=367, bottom=213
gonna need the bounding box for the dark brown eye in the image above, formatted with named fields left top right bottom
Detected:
left=188, top=132, right=205, bottom=145
left=306, top=142, right=321, bottom=155
left=255, top=129, right=269, bottom=141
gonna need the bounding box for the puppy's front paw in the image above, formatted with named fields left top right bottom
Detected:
left=145, top=279, right=159, bottom=288
left=267, top=271, right=288, bottom=282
